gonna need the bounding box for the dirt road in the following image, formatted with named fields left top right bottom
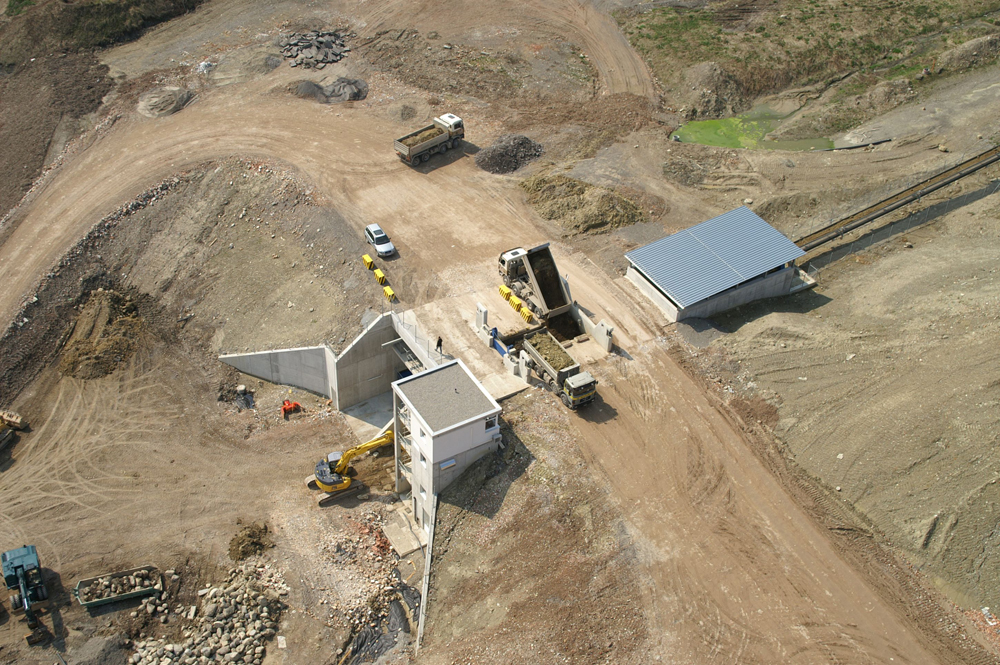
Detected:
left=575, top=345, right=958, bottom=663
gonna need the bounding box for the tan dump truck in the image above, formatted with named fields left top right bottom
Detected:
left=394, top=114, right=465, bottom=165
left=522, top=330, right=597, bottom=410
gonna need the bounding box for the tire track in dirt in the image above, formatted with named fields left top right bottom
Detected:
left=576, top=345, right=944, bottom=664
left=0, top=73, right=546, bottom=332
left=355, top=0, right=655, bottom=98
left=0, top=361, right=179, bottom=570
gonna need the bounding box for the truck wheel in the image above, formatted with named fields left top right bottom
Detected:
left=440, top=143, right=448, bottom=154
left=421, top=153, right=430, bottom=163
left=561, top=394, right=572, bottom=408
left=37, top=584, right=48, bottom=601
left=10, top=592, right=21, bottom=610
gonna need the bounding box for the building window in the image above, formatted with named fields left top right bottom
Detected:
left=440, top=459, right=456, bottom=471
left=417, top=427, right=424, bottom=438
left=485, top=416, right=497, bottom=429
left=420, top=487, right=427, bottom=500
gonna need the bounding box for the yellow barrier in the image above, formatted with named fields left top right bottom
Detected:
left=520, top=309, right=533, bottom=323
left=499, top=285, right=512, bottom=302
left=374, top=268, right=386, bottom=285
left=363, top=254, right=374, bottom=270
left=383, top=286, right=395, bottom=302
left=508, top=296, right=522, bottom=312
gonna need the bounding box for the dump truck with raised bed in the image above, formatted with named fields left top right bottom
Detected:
left=498, top=243, right=572, bottom=322
left=522, top=329, right=597, bottom=410
left=394, top=114, right=464, bottom=165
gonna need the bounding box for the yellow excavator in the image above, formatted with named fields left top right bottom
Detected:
left=305, top=429, right=394, bottom=506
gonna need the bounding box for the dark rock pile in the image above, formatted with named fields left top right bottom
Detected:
left=293, top=78, right=368, bottom=103
left=280, top=30, right=351, bottom=69
left=475, top=135, right=544, bottom=174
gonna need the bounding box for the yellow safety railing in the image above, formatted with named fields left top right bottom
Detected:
left=363, top=254, right=374, bottom=270
left=520, top=309, right=533, bottom=323
left=509, top=296, right=522, bottom=312
left=499, top=285, right=512, bottom=301
left=383, top=286, right=396, bottom=302
left=374, top=268, right=386, bottom=285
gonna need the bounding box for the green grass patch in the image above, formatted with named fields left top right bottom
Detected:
left=56, top=0, right=203, bottom=50
left=619, top=0, right=1000, bottom=103
left=5, top=0, right=35, bottom=16
left=673, top=106, right=833, bottom=151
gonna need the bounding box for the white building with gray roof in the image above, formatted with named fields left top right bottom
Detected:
left=392, top=359, right=502, bottom=530
left=625, top=206, right=807, bottom=321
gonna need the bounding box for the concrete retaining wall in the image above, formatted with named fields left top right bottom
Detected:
left=219, top=346, right=333, bottom=397
left=219, top=311, right=441, bottom=412
left=333, top=314, right=406, bottom=411
left=626, top=264, right=796, bottom=322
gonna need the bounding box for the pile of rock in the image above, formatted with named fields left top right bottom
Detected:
left=129, top=564, right=285, bottom=665
left=293, top=78, right=368, bottom=104
left=280, top=30, right=351, bottom=69
left=475, top=135, right=544, bottom=174
left=78, top=569, right=159, bottom=603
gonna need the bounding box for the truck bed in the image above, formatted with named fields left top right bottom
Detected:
left=526, top=332, right=575, bottom=372
left=525, top=247, right=568, bottom=311
left=399, top=126, right=444, bottom=148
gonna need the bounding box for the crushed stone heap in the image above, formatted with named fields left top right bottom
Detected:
left=129, top=563, right=287, bottom=665
left=280, top=30, right=352, bottom=69
left=475, top=134, right=544, bottom=174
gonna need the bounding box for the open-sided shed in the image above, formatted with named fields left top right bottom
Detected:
left=625, top=206, right=805, bottom=321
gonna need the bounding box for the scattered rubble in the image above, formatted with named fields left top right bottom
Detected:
left=129, top=563, right=285, bottom=665
left=137, top=88, right=193, bottom=118
left=475, top=135, right=544, bottom=174
left=293, top=78, right=368, bottom=104
left=280, top=30, right=352, bottom=69
left=78, top=568, right=158, bottom=603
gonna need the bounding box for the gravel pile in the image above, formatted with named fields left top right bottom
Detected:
left=78, top=568, right=158, bottom=602
left=293, top=78, right=368, bottom=104
left=280, top=30, right=351, bottom=69
left=129, top=564, right=286, bottom=665
left=475, top=134, right=543, bottom=174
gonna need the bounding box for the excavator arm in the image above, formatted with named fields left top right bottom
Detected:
left=310, top=430, right=395, bottom=496
left=331, top=429, right=394, bottom=476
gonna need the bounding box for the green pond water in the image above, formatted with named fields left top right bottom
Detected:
left=672, top=106, right=834, bottom=151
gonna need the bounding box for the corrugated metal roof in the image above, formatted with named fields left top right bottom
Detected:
left=625, top=207, right=804, bottom=308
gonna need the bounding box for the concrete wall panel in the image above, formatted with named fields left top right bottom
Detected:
left=220, top=346, right=332, bottom=397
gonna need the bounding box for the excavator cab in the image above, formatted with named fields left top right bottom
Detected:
left=314, top=452, right=351, bottom=493
left=305, top=430, right=394, bottom=506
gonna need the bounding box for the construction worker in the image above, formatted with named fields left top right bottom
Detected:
left=435, top=336, right=443, bottom=354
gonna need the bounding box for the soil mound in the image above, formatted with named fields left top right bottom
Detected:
left=137, top=87, right=192, bottom=118
left=681, top=61, right=747, bottom=119
left=59, top=289, right=144, bottom=380
left=475, top=134, right=544, bottom=174
left=229, top=522, right=274, bottom=561
left=936, top=34, right=1000, bottom=73
left=293, top=77, right=368, bottom=103
left=520, top=174, right=644, bottom=234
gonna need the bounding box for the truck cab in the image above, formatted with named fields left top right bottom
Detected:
left=498, top=247, right=528, bottom=281
left=563, top=372, right=598, bottom=409
left=435, top=113, right=464, bottom=132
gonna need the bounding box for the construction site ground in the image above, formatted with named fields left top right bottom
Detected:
left=1, top=0, right=1000, bottom=664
